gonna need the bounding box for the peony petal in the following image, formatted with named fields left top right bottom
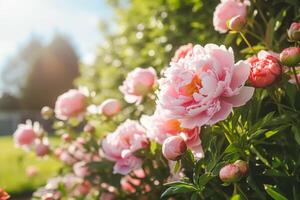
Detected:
left=223, top=86, right=254, bottom=107
left=207, top=101, right=233, bottom=125
left=230, top=61, right=250, bottom=90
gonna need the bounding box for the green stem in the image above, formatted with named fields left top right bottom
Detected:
left=291, top=66, right=300, bottom=90
left=239, top=32, right=255, bottom=54
left=224, top=131, right=234, bottom=144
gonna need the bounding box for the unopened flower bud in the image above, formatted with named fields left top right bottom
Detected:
left=41, top=106, right=54, bottom=120
left=219, top=164, right=242, bottom=183
left=280, top=47, right=300, bottom=67
left=234, top=160, right=249, bottom=176
left=100, top=99, right=121, bottom=117
left=287, top=22, right=300, bottom=42
left=227, top=15, right=246, bottom=31
left=162, top=136, right=187, bottom=161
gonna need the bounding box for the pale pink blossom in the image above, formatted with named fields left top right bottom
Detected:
left=213, top=0, right=249, bottom=33
left=102, top=120, right=149, bottom=175
left=141, top=109, right=203, bottom=159
left=73, top=161, right=89, bottom=178
left=157, top=44, right=254, bottom=129
left=54, top=89, right=87, bottom=120
left=119, top=67, right=157, bottom=104
left=172, top=43, right=193, bottom=62
left=100, top=99, right=121, bottom=117
left=13, top=120, right=42, bottom=147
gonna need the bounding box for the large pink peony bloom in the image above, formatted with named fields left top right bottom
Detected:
left=102, top=120, right=149, bottom=175
left=157, top=44, right=254, bottom=129
left=213, top=0, right=249, bottom=33
left=141, top=108, right=203, bottom=159
left=54, top=89, right=87, bottom=120
left=119, top=67, right=157, bottom=104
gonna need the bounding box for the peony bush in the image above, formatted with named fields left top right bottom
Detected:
left=13, top=0, right=300, bottom=199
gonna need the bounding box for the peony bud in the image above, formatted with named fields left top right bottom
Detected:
left=227, top=15, right=246, bottom=31
left=280, top=47, right=300, bottom=67
left=287, top=22, right=300, bottom=42
left=219, top=164, right=242, bottom=183
left=35, top=142, right=50, bottom=157
left=100, top=99, right=121, bottom=117
left=162, top=136, right=187, bottom=161
left=41, top=106, right=54, bottom=120
left=234, top=160, right=249, bottom=176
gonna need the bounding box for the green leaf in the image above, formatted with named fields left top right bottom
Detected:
left=264, top=184, right=288, bottom=200
left=292, top=126, right=300, bottom=145
left=161, top=182, right=197, bottom=198
left=231, top=194, right=241, bottom=200
left=197, top=173, right=214, bottom=190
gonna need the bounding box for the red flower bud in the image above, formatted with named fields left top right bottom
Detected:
left=287, top=22, right=300, bottom=42
left=227, top=15, right=246, bottom=31
left=219, top=164, right=242, bottom=183
left=280, top=47, right=300, bottom=67
left=162, top=136, right=187, bottom=161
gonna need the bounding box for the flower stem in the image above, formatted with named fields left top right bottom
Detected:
left=291, top=66, right=300, bottom=90
left=239, top=32, right=255, bottom=54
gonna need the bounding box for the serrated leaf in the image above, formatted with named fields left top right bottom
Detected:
left=264, top=184, right=288, bottom=200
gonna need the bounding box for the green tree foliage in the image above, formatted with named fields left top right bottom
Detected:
left=0, top=34, right=79, bottom=110
left=77, top=0, right=221, bottom=103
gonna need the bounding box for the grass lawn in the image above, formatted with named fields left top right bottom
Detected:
left=0, top=136, right=61, bottom=197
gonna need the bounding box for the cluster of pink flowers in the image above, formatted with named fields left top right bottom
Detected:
left=102, top=120, right=149, bottom=175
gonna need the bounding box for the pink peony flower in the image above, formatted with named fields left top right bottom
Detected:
left=157, top=44, right=254, bottom=129
left=102, top=120, right=149, bottom=175
left=73, top=161, right=89, bottom=178
left=54, top=89, right=87, bottom=120
left=162, top=136, right=187, bottom=161
left=119, top=67, right=157, bottom=104
left=100, top=99, right=121, bottom=117
left=141, top=109, right=203, bottom=159
left=213, top=0, right=249, bottom=33
left=172, top=43, right=193, bottom=62
left=13, top=120, right=41, bottom=147
left=248, top=50, right=282, bottom=88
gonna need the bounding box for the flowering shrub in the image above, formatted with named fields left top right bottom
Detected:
left=13, top=0, right=300, bottom=199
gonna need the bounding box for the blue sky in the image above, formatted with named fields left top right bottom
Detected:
left=0, top=0, right=114, bottom=67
